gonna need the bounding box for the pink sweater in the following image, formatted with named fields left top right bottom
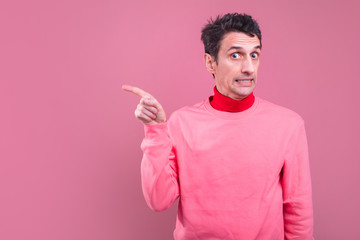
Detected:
left=140, top=96, right=314, bottom=240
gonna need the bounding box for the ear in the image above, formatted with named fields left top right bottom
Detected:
left=204, top=53, right=216, bottom=75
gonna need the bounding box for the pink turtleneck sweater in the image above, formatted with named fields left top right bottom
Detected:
left=140, top=91, right=314, bottom=240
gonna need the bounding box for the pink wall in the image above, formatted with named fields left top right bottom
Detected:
left=1, top=0, right=359, bottom=239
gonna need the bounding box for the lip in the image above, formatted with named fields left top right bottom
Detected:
left=235, top=78, right=254, bottom=82
left=235, top=79, right=253, bottom=86
left=235, top=79, right=253, bottom=81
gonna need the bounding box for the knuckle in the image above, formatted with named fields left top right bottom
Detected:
left=151, top=107, right=158, bottom=113
left=137, top=104, right=145, bottom=111
left=134, top=109, right=141, bottom=117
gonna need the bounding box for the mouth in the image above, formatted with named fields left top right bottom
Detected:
left=235, top=78, right=254, bottom=86
left=235, top=78, right=253, bottom=82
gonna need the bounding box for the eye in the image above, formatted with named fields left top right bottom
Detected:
left=251, top=52, right=259, bottom=59
left=231, top=53, right=240, bottom=59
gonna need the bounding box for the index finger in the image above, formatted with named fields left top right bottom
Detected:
left=122, top=85, right=151, bottom=98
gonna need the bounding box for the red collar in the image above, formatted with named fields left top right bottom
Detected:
left=209, top=86, right=255, bottom=112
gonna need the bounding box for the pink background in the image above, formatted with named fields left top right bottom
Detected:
left=1, top=0, right=359, bottom=239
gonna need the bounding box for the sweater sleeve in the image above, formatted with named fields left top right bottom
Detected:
left=282, top=120, right=314, bottom=240
left=140, top=123, right=180, bottom=212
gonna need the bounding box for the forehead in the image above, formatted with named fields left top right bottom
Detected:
left=219, top=31, right=260, bottom=51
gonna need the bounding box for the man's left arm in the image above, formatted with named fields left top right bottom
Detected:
left=282, top=119, right=314, bottom=240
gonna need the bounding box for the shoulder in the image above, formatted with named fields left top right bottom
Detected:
left=169, top=99, right=208, bottom=119
left=256, top=97, right=305, bottom=125
left=167, top=99, right=209, bottom=128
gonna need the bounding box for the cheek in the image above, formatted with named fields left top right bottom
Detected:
left=222, top=62, right=236, bottom=75
left=216, top=65, right=228, bottom=77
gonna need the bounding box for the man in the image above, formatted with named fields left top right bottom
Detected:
left=123, top=13, right=314, bottom=240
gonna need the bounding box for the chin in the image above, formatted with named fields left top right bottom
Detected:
left=235, top=91, right=253, bottom=99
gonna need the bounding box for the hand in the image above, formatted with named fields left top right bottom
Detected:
left=122, top=85, right=166, bottom=125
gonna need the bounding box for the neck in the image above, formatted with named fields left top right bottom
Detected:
left=209, top=86, right=255, bottom=112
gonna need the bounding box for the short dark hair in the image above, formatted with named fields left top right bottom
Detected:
left=201, top=13, right=262, bottom=62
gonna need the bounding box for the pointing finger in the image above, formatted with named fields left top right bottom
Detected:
left=122, top=85, right=151, bottom=98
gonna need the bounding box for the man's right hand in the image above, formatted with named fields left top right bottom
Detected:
left=122, top=85, right=166, bottom=125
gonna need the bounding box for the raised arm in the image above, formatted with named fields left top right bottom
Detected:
left=122, top=85, right=180, bottom=211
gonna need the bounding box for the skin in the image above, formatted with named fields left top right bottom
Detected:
left=123, top=31, right=261, bottom=124
left=205, top=31, right=261, bottom=100
left=122, top=85, right=166, bottom=125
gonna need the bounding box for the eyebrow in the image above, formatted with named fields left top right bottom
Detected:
left=226, top=45, right=261, bottom=52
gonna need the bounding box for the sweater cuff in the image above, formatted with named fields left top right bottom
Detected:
left=143, top=122, right=168, bottom=139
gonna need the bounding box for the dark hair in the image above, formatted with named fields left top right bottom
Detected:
left=201, top=13, right=262, bottom=62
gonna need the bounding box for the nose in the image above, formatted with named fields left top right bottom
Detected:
left=241, top=57, right=255, bottom=74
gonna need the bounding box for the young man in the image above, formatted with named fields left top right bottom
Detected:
left=123, top=13, right=314, bottom=240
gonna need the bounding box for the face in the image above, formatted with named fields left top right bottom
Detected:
left=205, top=31, right=261, bottom=100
